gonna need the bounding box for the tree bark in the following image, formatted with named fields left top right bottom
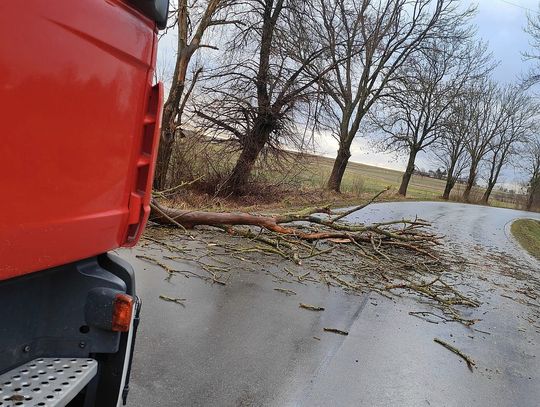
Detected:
left=527, top=180, right=539, bottom=210
left=153, top=0, right=221, bottom=190
left=216, top=0, right=283, bottom=197
left=463, top=164, right=477, bottom=202
left=327, top=142, right=352, bottom=192
left=481, top=154, right=506, bottom=205
left=153, top=1, right=192, bottom=190
left=221, top=125, right=272, bottom=195
left=527, top=190, right=535, bottom=211
left=154, top=125, right=176, bottom=190
left=149, top=193, right=438, bottom=244
left=154, top=83, right=184, bottom=190
left=480, top=182, right=495, bottom=204
left=154, top=45, right=196, bottom=191
left=442, top=179, right=455, bottom=200
left=222, top=144, right=263, bottom=195
left=398, top=149, right=418, bottom=196
left=442, top=162, right=457, bottom=200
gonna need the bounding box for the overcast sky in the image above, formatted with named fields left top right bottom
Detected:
left=476, top=0, right=537, bottom=83
left=337, top=0, right=539, bottom=184
left=158, top=0, right=540, bottom=185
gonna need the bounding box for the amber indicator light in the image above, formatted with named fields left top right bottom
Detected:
left=112, top=294, right=134, bottom=332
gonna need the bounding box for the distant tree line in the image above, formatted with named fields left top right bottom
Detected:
left=153, top=0, right=540, bottom=211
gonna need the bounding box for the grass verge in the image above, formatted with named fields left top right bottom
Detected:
left=166, top=138, right=526, bottom=211
left=511, top=219, right=540, bottom=259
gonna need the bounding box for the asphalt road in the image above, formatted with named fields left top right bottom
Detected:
left=122, top=202, right=540, bottom=407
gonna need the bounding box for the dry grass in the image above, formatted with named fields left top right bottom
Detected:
left=162, top=136, right=526, bottom=212
left=298, top=154, right=524, bottom=209
left=511, top=219, right=540, bottom=260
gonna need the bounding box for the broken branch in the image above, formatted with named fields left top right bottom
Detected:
left=299, top=303, right=325, bottom=311
left=434, top=337, right=476, bottom=371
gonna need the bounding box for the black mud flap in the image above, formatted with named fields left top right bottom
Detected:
left=0, top=253, right=138, bottom=407
left=122, top=297, right=142, bottom=405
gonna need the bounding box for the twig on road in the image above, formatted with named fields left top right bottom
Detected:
left=274, top=288, right=297, bottom=295
left=323, top=328, right=349, bottom=335
left=329, top=188, right=388, bottom=224
left=299, top=303, right=325, bottom=311
left=434, top=337, right=476, bottom=371
left=159, top=295, right=187, bottom=307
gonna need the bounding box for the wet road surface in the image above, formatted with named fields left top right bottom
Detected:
left=123, top=202, right=540, bottom=406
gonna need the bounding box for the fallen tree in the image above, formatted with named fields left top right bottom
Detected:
left=146, top=190, right=481, bottom=326
left=151, top=200, right=439, bottom=253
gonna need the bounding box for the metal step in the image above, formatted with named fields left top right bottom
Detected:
left=0, top=358, right=97, bottom=407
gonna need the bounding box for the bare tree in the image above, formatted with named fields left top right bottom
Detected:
left=431, top=103, right=470, bottom=200
left=308, top=0, right=475, bottom=192
left=480, top=86, right=536, bottom=204
left=521, top=137, right=540, bottom=211
left=460, top=80, right=506, bottom=202
left=371, top=36, right=489, bottom=196
left=154, top=0, right=236, bottom=190
left=523, top=5, right=540, bottom=87
left=194, top=0, right=330, bottom=195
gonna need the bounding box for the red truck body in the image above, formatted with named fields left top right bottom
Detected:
left=0, top=0, right=162, bottom=280
left=0, top=2, right=167, bottom=404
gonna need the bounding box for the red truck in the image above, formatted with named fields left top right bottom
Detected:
left=0, top=1, right=167, bottom=405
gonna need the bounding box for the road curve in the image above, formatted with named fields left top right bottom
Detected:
left=302, top=202, right=540, bottom=407
left=124, top=201, right=540, bottom=407
left=353, top=201, right=540, bottom=264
